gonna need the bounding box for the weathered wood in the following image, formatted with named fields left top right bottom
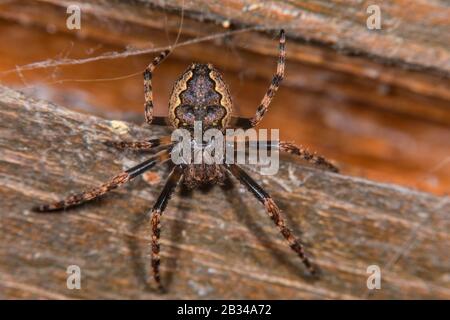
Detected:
left=0, top=0, right=449, bottom=196
left=31, top=0, right=450, bottom=73
left=0, top=85, right=448, bottom=299
left=2, top=0, right=450, bottom=117
left=142, top=0, right=450, bottom=73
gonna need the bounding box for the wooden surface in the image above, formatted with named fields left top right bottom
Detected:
left=0, top=0, right=449, bottom=195
left=0, top=85, right=449, bottom=299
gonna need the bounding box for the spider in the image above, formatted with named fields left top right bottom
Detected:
left=33, top=29, right=338, bottom=290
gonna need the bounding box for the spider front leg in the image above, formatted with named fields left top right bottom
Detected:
left=150, top=165, right=184, bottom=291
left=33, top=148, right=171, bottom=212
left=230, top=29, right=285, bottom=129
left=144, top=49, right=171, bottom=125
left=226, top=164, right=316, bottom=275
left=103, top=136, right=172, bottom=151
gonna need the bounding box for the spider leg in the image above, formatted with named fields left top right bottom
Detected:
left=226, top=139, right=338, bottom=173
left=279, top=141, right=338, bottom=173
left=150, top=165, right=184, bottom=290
left=144, top=50, right=171, bottom=125
left=229, top=29, right=285, bottom=129
left=32, top=148, right=172, bottom=212
left=226, top=163, right=316, bottom=274
left=103, top=136, right=172, bottom=151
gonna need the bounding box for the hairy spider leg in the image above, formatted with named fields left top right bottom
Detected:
left=278, top=141, right=338, bottom=173
left=150, top=165, right=184, bottom=290
left=103, top=136, right=173, bottom=151
left=144, top=49, right=171, bottom=126
left=230, top=29, right=285, bottom=129
left=33, top=148, right=172, bottom=212
left=226, top=163, right=316, bottom=274
left=226, top=139, right=338, bottom=173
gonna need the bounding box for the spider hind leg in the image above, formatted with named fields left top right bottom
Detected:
left=229, top=29, right=285, bottom=129
left=144, top=50, right=171, bottom=125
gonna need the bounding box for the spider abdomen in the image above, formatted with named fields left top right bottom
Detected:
left=168, top=63, right=233, bottom=131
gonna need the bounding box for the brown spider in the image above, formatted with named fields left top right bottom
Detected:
left=33, top=30, right=338, bottom=290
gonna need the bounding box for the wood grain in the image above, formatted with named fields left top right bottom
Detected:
left=0, top=85, right=448, bottom=299
left=0, top=1, right=449, bottom=195
left=2, top=0, right=449, bottom=114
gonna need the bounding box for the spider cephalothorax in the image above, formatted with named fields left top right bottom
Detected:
left=33, top=30, right=339, bottom=291
left=169, top=63, right=233, bottom=131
